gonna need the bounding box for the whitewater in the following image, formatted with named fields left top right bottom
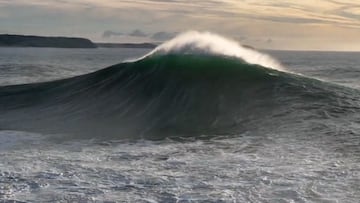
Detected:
left=0, top=32, right=359, bottom=202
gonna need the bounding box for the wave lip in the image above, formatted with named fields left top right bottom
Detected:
left=142, top=31, right=284, bottom=71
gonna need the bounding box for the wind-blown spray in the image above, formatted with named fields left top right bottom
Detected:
left=143, top=31, right=284, bottom=71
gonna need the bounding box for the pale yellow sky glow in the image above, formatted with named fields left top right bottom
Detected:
left=1, top=0, right=360, bottom=50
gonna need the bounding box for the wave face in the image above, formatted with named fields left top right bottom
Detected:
left=0, top=32, right=359, bottom=140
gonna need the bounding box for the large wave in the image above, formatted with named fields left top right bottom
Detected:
left=0, top=32, right=358, bottom=140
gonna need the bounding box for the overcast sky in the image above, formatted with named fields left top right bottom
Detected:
left=1, top=0, right=360, bottom=50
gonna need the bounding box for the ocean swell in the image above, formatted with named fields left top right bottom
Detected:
left=0, top=32, right=357, bottom=140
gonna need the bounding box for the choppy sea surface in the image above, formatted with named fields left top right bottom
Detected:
left=0, top=46, right=360, bottom=203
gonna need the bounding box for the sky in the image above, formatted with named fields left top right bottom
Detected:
left=0, top=0, right=360, bottom=50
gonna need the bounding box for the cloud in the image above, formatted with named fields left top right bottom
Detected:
left=151, top=31, right=177, bottom=41
left=102, top=29, right=148, bottom=39
left=3, top=1, right=360, bottom=30
left=102, top=30, right=123, bottom=38
left=101, top=30, right=177, bottom=41
left=129, top=29, right=147, bottom=37
left=266, top=38, right=273, bottom=44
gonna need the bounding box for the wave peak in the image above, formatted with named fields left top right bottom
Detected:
left=146, top=31, right=284, bottom=71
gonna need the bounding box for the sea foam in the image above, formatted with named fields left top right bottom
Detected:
left=142, top=31, right=284, bottom=71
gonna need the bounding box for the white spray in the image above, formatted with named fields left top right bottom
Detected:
left=139, top=31, right=284, bottom=71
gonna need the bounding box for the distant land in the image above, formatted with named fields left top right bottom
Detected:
left=96, top=42, right=157, bottom=49
left=0, top=34, right=158, bottom=49
left=0, top=34, right=97, bottom=48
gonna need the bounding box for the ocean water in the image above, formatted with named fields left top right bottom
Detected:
left=0, top=33, right=360, bottom=202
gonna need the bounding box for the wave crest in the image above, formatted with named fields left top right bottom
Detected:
left=144, top=31, right=284, bottom=71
